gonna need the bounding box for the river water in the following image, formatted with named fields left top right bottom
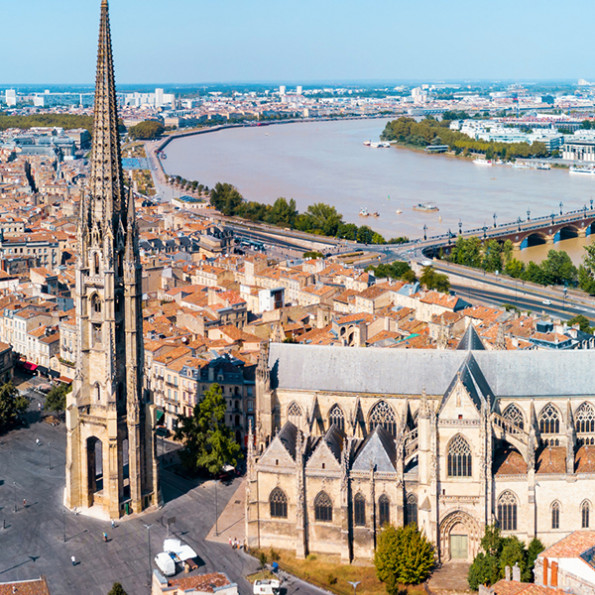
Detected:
left=163, top=118, right=595, bottom=264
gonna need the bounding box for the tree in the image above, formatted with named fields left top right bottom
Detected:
left=468, top=552, right=501, bottom=591
left=374, top=524, right=434, bottom=591
left=107, top=584, right=128, bottom=595
left=539, top=250, right=577, bottom=286
left=356, top=225, right=374, bottom=244
left=267, top=197, right=298, bottom=227
left=127, top=120, right=165, bottom=140
left=524, top=538, right=544, bottom=582
left=175, top=384, right=241, bottom=476
left=210, top=182, right=243, bottom=216
left=296, top=203, right=343, bottom=236
left=567, top=314, right=593, bottom=334
left=579, top=244, right=595, bottom=294
left=0, top=382, right=28, bottom=433
left=420, top=266, right=450, bottom=293
left=44, top=383, right=71, bottom=413
left=500, top=536, right=527, bottom=577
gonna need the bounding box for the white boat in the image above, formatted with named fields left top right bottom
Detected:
left=395, top=209, right=403, bottom=214
left=368, top=141, right=390, bottom=148
left=513, top=162, right=529, bottom=169
left=359, top=207, right=370, bottom=217
left=570, top=166, right=595, bottom=176
left=363, top=140, right=371, bottom=146
left=413, top=203, right=439, bottom=213
left=536, top=163, right=551, bottom=170
left=473, top=158, right=492, bottom=166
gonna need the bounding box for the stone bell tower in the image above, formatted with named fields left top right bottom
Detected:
left=65, top=0, right=158, bottom=519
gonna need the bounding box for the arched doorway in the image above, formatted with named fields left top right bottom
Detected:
left=86, top=437, right=104, bottom=500
left=439, top=510, right=481, bottom=562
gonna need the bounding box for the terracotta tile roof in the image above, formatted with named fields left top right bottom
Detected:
left=540, top=530, right=595, bottom=558
left=576, top=445, right=595, bottom=473
left=536, top=446, right=566, bottom=474
left=494, top=445, right=527, bottom=475
left=0, top=577, right=51, bottom=595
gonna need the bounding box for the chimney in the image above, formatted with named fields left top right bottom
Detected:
left=505, top=565, right=511, bottom=581
left=512, top=563, right=521, bottom=582
left=550, top=561, right=558, bottom=587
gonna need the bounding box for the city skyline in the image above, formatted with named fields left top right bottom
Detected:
left=4, top=0, right=595, bottom=84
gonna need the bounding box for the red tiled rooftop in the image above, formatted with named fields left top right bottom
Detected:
left=540, top=530, right=595, bottom=559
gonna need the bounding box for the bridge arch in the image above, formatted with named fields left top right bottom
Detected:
left=557, top=225, right=579, bottom=242
left=523, top=232, right=547, bottom=248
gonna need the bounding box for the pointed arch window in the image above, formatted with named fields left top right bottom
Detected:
left=447, top=434, right=472, bottom=477
left=378, top=494, right=390, bottom=527
left=287, top=402, right=302, bottom=418
left=551, top=501, right=560, bottom=529
left=582, top=501, right=591, bottom=529
left=497, top=491, right=518, bottom=531
left=539, top=403, right=560, bottom=434
left=269, top=487, right=288, bottom=519
left=576, top=402, right=595, bottom=434
left=503, top=404, right=524, bottom=430
left=314, top=491, right=333, bottom=522
left=328, top=404, right=345, bottom=431
left=91, top=293, right=102, bottom=315
left=368, top=400, right=397, bottom=437
left=353, top=493, right=366, bottom=527
left=405, top=493, right=418, bottom=526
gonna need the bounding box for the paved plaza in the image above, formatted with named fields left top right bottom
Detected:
left=0, top=410, right=261, bottom=595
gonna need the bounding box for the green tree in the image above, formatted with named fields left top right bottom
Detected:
left=44, top=383, right=71, bottom=413
left=539, top=250, right=577, bottom=285
left=175, top=384, right=241, bottom=476
left=468, top=553, right=501, bottom=590
left=209, top=182, right=243, bottom=216
left=524, top=538, right=544, bottom=582
left=499, top=536, right=527, bottom=577
left=356, top=225, right=374, bottom=244
left=107, top=583, right=128, bottom=595
left=567, top=314, right=593, bottom=334
left=296, top=203, right=343, bottom=236
left=267, top=197, right=298, bottom=227
left=128, top=120, right=165, bottom=140
left=337, top=223, right=358, bottom=241
left=504, top=258, right=525, bottom=278
left=0, top=382, right=28, bottom=433
left=420, top=266, right=450, bottom=293
left=374, top=524, right=434, bottom=591
left=579, top=244, right=595, bottom=294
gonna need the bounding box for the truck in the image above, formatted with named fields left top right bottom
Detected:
left=253, top=579, right=281, bottom=594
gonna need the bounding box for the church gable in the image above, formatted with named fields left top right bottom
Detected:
left=352, top=426, right=396, bottom=473
left=306, top=425, right=344, bottom=472
left=258, top=422, right=299, bottom=469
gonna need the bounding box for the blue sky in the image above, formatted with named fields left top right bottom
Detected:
left=2, top=0, right=595, bottom=84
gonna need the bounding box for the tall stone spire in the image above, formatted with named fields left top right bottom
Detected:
left=66, top=0, right=158, bottom=520
left=89, top=0, right=124, bottom=225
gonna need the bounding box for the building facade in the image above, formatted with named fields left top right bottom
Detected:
left=65, top=0, right=158, bottom=519
left=247, top=333, right=595, bottom=562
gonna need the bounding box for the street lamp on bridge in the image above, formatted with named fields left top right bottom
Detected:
left=527, top=209, right=531, bottom=221
left=483, top=225, right=487, bottom=239
left=551, top=213, right=555, bottom=225
left=517, top=217, right=522, bottom=232
left=458, top=219, right=463, bottom=235
left=559, top=201, right=563, bottom=215
left=423, top=224, right=427, bottom=241
left=591, top=199, right=594, bottom=210
left=493, top=212, right=497, bottom=228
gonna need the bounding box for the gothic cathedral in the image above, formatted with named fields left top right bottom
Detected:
left=65, top=0, right=158, bottom=519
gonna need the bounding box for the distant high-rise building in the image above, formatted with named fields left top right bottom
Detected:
left=296, top=85, right=303, bottom=95
left=279, top=85, right=286, bottom=96
left=5, top=89, right=16, bottom=107
left=155, top=87, right=164, bottom=107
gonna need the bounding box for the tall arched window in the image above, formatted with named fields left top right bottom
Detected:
left=539, top=404, right=560, bottom=434
left=447, top=435, right=472, bottom=477
left=551, top=501, right=560, bottom=529
left=314, top=491, right=333, bottom=522
left=328, top=404, right=345, bottom=432
left=576, top=402, right=595, bottom=434
left=582, top=501, right=591, bottom=529
left=269, top=488, right=288, bottom=519
left=353, top=493, right=366, bottom=527
left=406, top=494, right=418, bottom=526
left=368, top=400, right=397, bottom=437
left=287, top=402, right=302, bottom=426
left=378, top=495, right=390, bottom=527
left=497, top=491, right=518, bottom=531
left=503, top=404, right=524, bottom=430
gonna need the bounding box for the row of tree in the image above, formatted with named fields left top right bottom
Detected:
left=468, top=525, right=544, bottom=590
left=128, top=120, right=165, bottom=140
left=209, top=182, right=408, bottom=244
left=0, top=114, right=94, bottom=133
left=0, top=382, right=28, bottom=434
left=446, top=236, right=581, bottom=288
left=169, top=175, right=209, bottom=195
left=381, top=117, right=549, bottom=159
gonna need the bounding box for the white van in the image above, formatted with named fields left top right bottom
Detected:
left=253, top=579, right=280, bottom=594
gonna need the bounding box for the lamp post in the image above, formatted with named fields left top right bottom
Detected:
left=483, top=225, right=487, bottom=240
left=551, top=213, right=555, bottom=225
left=591, top=198, right=593, bottom=210
left=13, top=482, right=16, bottom=513
left=423, top=224, right=427, bottom=241
left=493, top=212, right=497, bottom=228
left=527, top=209, right=531, bottom=221
left=215, top=480, right=219, bottom=536
left=348, top=581, right=361, bottom=595
left=517, top=217, right=522, bottom=232
left=559, top=201, right=563, bottom=215
left=458, top=219, right=462, bottom=235
left=48, top=441, right=51, bottom=470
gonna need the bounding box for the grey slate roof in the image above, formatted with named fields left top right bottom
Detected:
left=324, top=424, right=345, bottom=463
left=439, top=353, right=491, bottom=413
left=268, top=343, right=595, bottom=398
left=352, top=426, right=396, bottom=473
left=277, top=421, right=298, bottom=459
left=457, top=324, right=485, bottom=351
